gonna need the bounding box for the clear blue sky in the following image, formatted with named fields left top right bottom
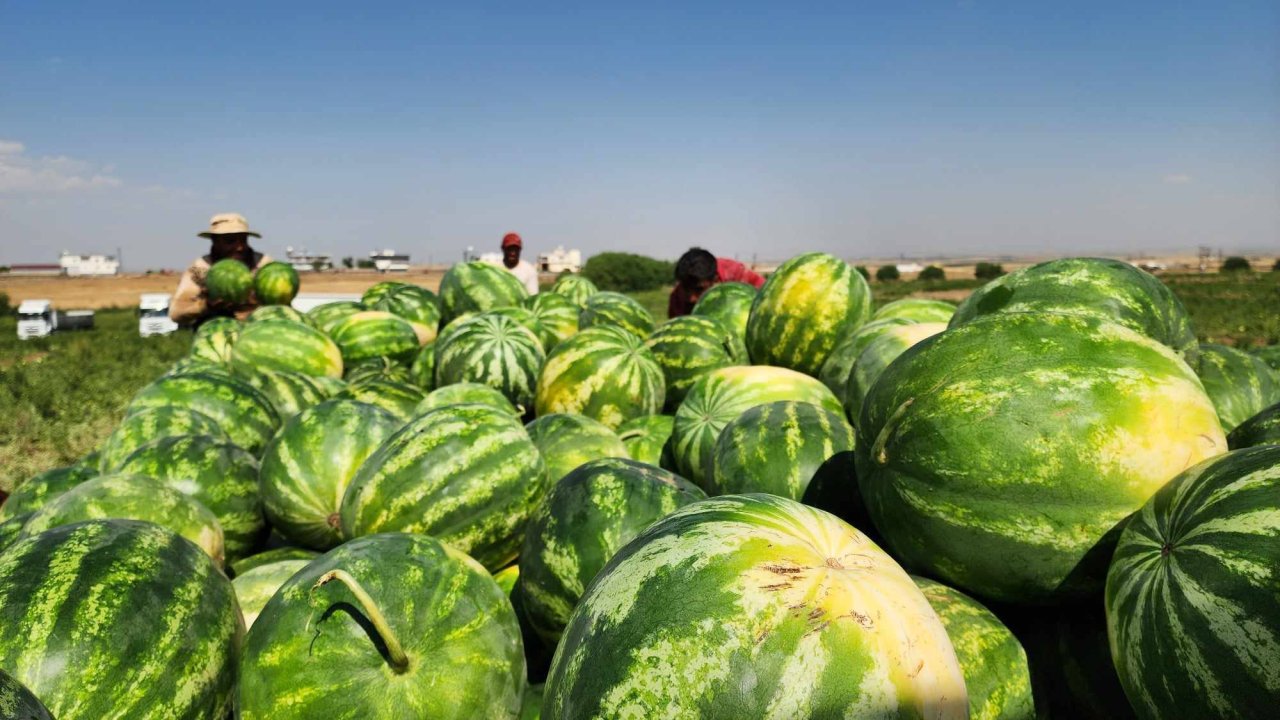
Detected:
left=1, top=1, right=1276, bottom=270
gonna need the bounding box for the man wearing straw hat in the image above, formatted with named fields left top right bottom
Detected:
left=169, top=213, right=273, bottom=326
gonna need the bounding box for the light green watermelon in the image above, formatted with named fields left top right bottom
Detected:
left=335, top=377, right=425, bottom=420
left=232, top=366, right=331, bottom=419
left=231, top=319, right=343, bottom=378
left=645, top=315, right=741, bottom=410
left=616, top=414, right=674, bottom=467
left=525, top=413, right=629, bottom=486
left=1253, top=344, right=1280, bottom=372
left=493, top=564, right=520, bottom=596
left=206, top=258, right=254, bottom=305
left=440, top=261, right=529, bottom=324
left=246, top=304, right=307, bottom=324
left=1195, top=342, right=1280, bottom=432
left=435, top=313, right=545, bottom=411
left=416, top=381, right=520, bottom=417
left=845, top=322, right=947, bottom=419
left=549, top=274, right=598, bottom=309
left=307, top=300, right=365, bottom=335
left=817, top=317, right=913, bottom=398
left=1227, top=401, right=1280, bottom=449
left=252, top=261, right=300, bottom=305
left=691, top=281, right=756, bottom=345
left=230, top=546, right=320, bottom=577
left=189, top=316, right=240, bottom=363
left=328, top=311, right=421, bottom=368
left=232, top=559, right=309, bottom=630
left=872, top=298, right=956, bottom=324
left=535, top=326, right=665, bottom=429
left=97, top=406, right=228, bottom=473
left=125, top=370, right=280, bottom=455
left=578, top=291, right=655, bottom=339
left=362, top=282, right=442, bottom=332
left=522, top=292, right=580, bottom=350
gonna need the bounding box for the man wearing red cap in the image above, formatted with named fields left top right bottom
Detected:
left=495, top=232, right=540, bottom=295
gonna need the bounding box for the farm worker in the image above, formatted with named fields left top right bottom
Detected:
left=489, top=232, right=540, bottom=296
left=170, top=213, right=273, bottom=326
left=667, top=247, right=765, bottom=318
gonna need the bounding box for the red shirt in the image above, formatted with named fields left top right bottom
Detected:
left=667, top=257, right=766, bottom=318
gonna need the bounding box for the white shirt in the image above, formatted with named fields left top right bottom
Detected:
left=489, top=257, right=540, bottom=295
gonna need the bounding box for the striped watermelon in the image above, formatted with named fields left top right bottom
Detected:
left=525, top=413, right=629, bottom=485
left=328, top=311, right=421, bottom=367
left=951, top=257, right=1198, bottom=361
left=97, top=406, right=228, bottom=472
left=307, top=300, right=365, bottom=335
left=745, top=252, right=873, bottom=376
left=1195, top=342, right=1280, bottom=432
left=252, top=261, right=300, bottom=305
left=259, top=399, right=402, bottom=550
left=435, top=313, right=546, bottom=410
left=232, top=559, right=309, bottom=629
left=0, top=667, right=51, bottom=720
left=489, top=305, right=554, bottom=349
left=340, top=404, right=547, bottom=571
left=616, top=414, right=674, bottom=467
left=1254, top=344, right=1280, bottom=372
left=913, top=577, right=1034, bottom=720
left=0, top=466, right=96, bottom=521
left=363, top=282, right=442, bottom=331
left=343, top=358, right=413, bottom=386
left=440, top=260, right=528, bottom=324
left=231, top=319, right=343, bottom=378
left=232, top=367, right=331, bottom=419
left=246, top=304, right=308, bottom=324
left=845, top=321, right=947, bottom=418
left=522, top=292, right=579, bottom=350
left=126, top=370, right=280, bottom=455
left=1227, top=401, right=1280, bottom=449
left=691, top=281, right=756, bottom=345
left=0, top=520, right=241, bottom=719
left=856, top=312, right=1227, bottom=604
left=189, top=316, right=240, bottom=363
left=239, top=533, right=524, bottom=719
left=206, top=258, right=254, bottom=305
left=1105, top=445, right=1280, bottom=720
left=645, top=315, right=741, bottom=410
left=18, top=473, right=225, bottom=564
left=335, top=377, right=425, bottom=420
left=671, top=365, right=844, bottom=485
left=535, top=326, right=665, bottom=429
left=872, top=298, right=956, bottom=323
left=578, top=291, right=654, bottom=339
left=816, top=317, right=913, bottom=398
left=416, top=381, right=521, bottom=417
left=542, top=494, right=967, bottom=718
left=0, top=514, right=29, bottom=555
left=116, top=434, right=266, bottom=561
left=518, top=458, right=705, bottom=645
left=230, top=546, right=320, bottom=577
left=408, top=342, right=436, bottom=390
left=549, top=274, right=598, bottom=309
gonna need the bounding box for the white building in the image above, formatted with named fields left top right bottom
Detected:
left=537, top=246, right=582, bottom=273
left=285, top=246, right=333, bottom=272
left=895, top=262, right=924, bottom=274
left=370, top=249, right=410, bottom=272
left=59, top=253, right=120, bottom=276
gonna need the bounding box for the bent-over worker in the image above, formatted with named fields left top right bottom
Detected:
left=667, top=247, right=765, bottom=318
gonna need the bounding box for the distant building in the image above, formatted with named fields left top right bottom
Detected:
left=370, top=249, right=410, bottom=272
left=537, top=246, right=582, bottom=273
left=895, top=262, right=924, bottom=274
left=7, top=264, right=63, bottom=276
left=284, top=246, right=333, bottom=272
left=59, top=252, right=120, bottom=276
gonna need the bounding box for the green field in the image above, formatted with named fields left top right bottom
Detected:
left=2, top=272, right=1277, bottom=492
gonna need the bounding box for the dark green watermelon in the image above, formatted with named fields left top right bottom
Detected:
left=188, top=316, right=240, bottom=363
left=252, top=261, right=301, bottom=305
left=231, top=319, right=343, bottom=379
left=206, top=258, right=254, bottom=305
left=0, top=513, right=30, bottom=555
left=0, top=667, right=52, bottom=720
left=335, top=377, right=425, bottom=420
left=1195, top=342, right=1280, bottom=432
left=526, top=413, right=630, bottom=486
left=1227, top=401, right=1280, bottom=449
left=549, top=274, right=598, bottom=309
left=97, top=406, right=228, bottom=473
left=434, top=312, right=546, bottom=411
left=0, top=465, right=98, bottom=522
left=535, top=325, right=665, bottom=429
left=522, top=292, right=579, bottom=350
left=691, top=281, right=756, bottom=346
left=232, top=366, right=332, bottom=420
left=439, top=261, right=529, bottom=324
left=645, top=315, right=741, bottom=410
left=328, top=311, right=422, bottom=368
left=363, top=282, right=443, bottom=332
left=126, top=370, right=280, bottom=455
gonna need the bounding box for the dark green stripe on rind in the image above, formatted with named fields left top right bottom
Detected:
left=1195, top=342, right=1280, bottom=432
left=0, top=667, right=52, bottom=719
left=126, top=370, right=280, bottom=455
left=535, top=326, right=665, bottom=429
left=1227, top=400, right=1280, bottom=449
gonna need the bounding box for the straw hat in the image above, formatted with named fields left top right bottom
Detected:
left=198, top=213, right=261, bottom=238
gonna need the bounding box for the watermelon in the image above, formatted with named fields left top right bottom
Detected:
left=518, top=458, right=706, bottom=645
left=18, top=473, right=225, bottom=564
left=230, top=546, right=320, bottom=577
left=542, top=493, right=967, bottom=718
left=307, top=300, right=365, bottom=334
left=259, top=399, right=402, bottom=550
left=206, top=257, right=254, bottom=305
left=251, top=261, right=300, bottom=305
left=126, top=370, right=280, bottom=455
left=913, top=577, right=1034, bottom=720
left=117, top=434, right=266, bottom=561
left=188, top=316, right=240, bottom=363
left=239, top=533, right=524, bottom=719
left=856, top=312, right=1227, bottom=604
left=535, top=326, right=665, bottom=429
left=0, top=520, right=241, bottom=719
left=525, top=413, right=629, bottom=485
left=343, top=358, right=413, bottom=386
left=1106, top=446, right=1280, bottom=720
left=0, top=513, right=30, bottom=555
left=1227, top=401, right=1280, bottom=449
left=232, top=319, right=343, bottom=378
left=0, top=667, right=51, bottom=720
left=335, top=377, right=425, bottom=420
left=1011, top=603, right=1136, bottom=719
left=951, top=257, right=1198, bottom=360
left=493, top=564, right=520, bottom=596
left=440, top=260, right=528, bottom=324
left=340, top=404, right=547, bottom=571
left=1254, top=344, right=1280, bottom=372
left=872, top=297, right=956, bottom=323
left=616, top=414, right=674, bottom=467
left=435, top=313, right=546, bottom=411
left=165, top=356, right=226, bottom=378
left=645, top=315, right=741, bottom=410
left=0, top=465, right=96, bottom=522
left=246, top=304, right=307, bottom=324
left=408, top=342, right=436, bottom=390
left=328, top=310, right=421, bottom=367
left=489, top=305, right=554, bottom=348
left=363, top=282, right=443, bottom=331
left=691, top=281, right=756, bottom=344
left=97, top=407, right=228, bottom=473
left=549, top=274, right=598, bottom=309
left=671, top=365, right=844, bottom=485
left=845, top=321, right=947, bottom=418
left=578, top=291, right=655, bottom=339
left=745, top=252, right=873, bottom=376
left=1195, top=342, right=1280, bottom=432
left=816, top=317, right=913, bottom=398
left=232, top=559, right=309, bottom=629
left=708, top=401, right=857, bottom=511
left=521, top=683, right=544, bottom=720
left=522, top=292, right=579, bottom=350
left=232, top=366, right=331, bottom=419
left=416, top=381, right=521, bottom=417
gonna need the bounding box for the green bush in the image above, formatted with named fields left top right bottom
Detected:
left=975, top=262, right=1006, bottom=280
left=875, top=265, right=900, bottom=282
left=1273, top=259, right=1280, bottom=272
left=855, top=265, right=870, bottom=280
left=0, top=292, right=9, bottom=315
left=581, top=252, right=675, bottom=292
left=1221, top=256, right=1252, bottom=273
left=918, top=265, right=946, bottom=281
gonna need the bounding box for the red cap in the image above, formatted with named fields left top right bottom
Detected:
left=501, top=233, right=523, bottom=249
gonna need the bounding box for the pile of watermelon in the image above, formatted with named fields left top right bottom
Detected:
left=3, top=255, right=1280, bottom=719
left=207, top=258, right=302, bottom=309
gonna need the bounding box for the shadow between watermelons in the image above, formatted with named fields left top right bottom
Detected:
left=800, top=450, right=880, bottom=544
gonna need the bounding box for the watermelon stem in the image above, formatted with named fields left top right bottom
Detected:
left=871, top=398, right=914, bottom=466
left=313, top=569, right=410, bottom=672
